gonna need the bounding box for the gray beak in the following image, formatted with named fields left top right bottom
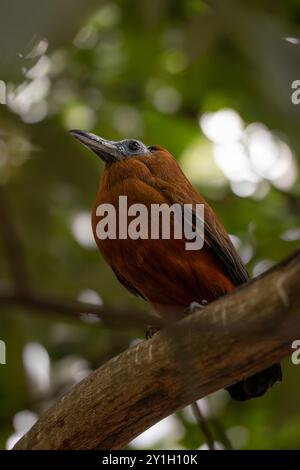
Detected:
left=69, top=129, right=122, bottom=164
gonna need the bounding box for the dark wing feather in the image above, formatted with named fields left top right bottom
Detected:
left=147, top=176, right=249, bottom=287
left=113, top=269, right=147, bottom=300
left=182, top=205, right=249, bottom=286
left=204, top=225, right=248, bottom=285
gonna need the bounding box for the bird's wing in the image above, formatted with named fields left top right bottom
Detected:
left=183, top=205, right=249, bottom=286
left=113, top=269, right=147, bottom=300
left=148, top=177, right=249, bottom=287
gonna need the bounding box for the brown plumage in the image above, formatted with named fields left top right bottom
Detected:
left=70, top=130, right=282, bottom=401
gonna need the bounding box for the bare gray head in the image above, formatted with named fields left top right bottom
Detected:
left=69, top=129, right=150, bottom=164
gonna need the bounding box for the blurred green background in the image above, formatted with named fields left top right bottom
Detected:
left=1, top=0, right=300, bottom=450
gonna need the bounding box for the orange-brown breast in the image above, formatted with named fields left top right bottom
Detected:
left=92, top=149, right=245, bottom=318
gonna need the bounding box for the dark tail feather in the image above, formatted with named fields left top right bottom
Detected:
left=226, top=363, right=282, bottom=402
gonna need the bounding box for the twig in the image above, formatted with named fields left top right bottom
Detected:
left=191, top=402, right=215, bottom=450
left=0, top=288, right=161, bottom=328
left=0, top=186, right=30, bottom=295
left=211, top=417, right=233, bottom=450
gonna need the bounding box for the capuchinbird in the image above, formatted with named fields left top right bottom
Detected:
left=70, top=129, right=282, bottom=401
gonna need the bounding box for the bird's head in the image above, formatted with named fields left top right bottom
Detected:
left=69, top=129, right=157, bottom=165
left=69, top=130, right=189, bottom=191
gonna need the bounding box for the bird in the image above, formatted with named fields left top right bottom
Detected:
left=70, top=129, right=282, bottom=401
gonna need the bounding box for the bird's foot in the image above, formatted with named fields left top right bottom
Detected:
left=185, top=300, right=208, bottom=316
left=145, top=325, right=161, bottom=339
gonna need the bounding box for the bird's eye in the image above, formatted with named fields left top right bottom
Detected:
left=128, top=140, right=140, bottom=152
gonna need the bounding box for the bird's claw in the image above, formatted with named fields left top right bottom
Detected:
left=185, top=300, right=208, bottom=316
left=145, top=325, right=161, bottom=339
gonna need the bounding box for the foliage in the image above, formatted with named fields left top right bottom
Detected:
left=0, top=0, right=300, bottom=450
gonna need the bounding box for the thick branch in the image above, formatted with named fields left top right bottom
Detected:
left=14, top=249, right=300, bottom=450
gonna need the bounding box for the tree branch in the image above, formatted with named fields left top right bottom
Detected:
left=0, top=288, right=159, bottom=329
left=0, top=186, right=30, bottom=295
left=14, top=249, right=300, bottom=450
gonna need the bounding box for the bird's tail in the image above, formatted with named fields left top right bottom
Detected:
left=226, top=363, right=282, bottom=401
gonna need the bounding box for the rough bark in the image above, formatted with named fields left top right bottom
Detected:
left=14, top=249, right=300, bottom=450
